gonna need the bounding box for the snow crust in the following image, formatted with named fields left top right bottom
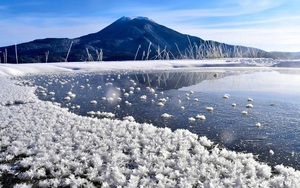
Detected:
left=0, top=59, right=274, bottom=77
left=1, top=60, right=300, bottom=187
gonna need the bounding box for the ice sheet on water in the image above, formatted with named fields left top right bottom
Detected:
left=0, top=62, right=300, bottom=187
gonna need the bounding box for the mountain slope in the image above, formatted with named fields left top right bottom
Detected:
left=0, top=16, right=271, bottom=63
left=75, top=16, right=205, bottom=61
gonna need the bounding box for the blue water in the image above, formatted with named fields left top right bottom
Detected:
left=25, top=68, right=300, bottom=170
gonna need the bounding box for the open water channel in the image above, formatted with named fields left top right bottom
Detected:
left=24, top=67, right=300, bottom=170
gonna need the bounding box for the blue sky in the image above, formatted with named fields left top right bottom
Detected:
left=1, top=0, right=299, bottom=52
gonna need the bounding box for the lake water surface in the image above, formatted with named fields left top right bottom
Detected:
left=26, top=68, right=300, bottom=170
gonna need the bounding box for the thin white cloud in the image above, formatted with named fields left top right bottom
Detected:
left=114, top=0, right=285, bottom=21
left=199, top=16, right=300, bottom=28
left=236, top=0, right=284, bottom=7
left=220, top=0, right=285, bottom=9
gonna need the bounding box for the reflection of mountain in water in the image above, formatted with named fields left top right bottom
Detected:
left=132, top=71, right=237, bottom=90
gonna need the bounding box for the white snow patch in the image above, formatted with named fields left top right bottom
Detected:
left=0, top=59, right=272, bottom=77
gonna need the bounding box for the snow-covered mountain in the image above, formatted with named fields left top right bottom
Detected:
left=0, top=16, right=272, bottom=63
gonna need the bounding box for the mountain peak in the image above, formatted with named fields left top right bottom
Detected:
left=119, top=16, right=155, bottom=23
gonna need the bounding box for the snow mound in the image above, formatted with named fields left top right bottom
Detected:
left=123, top=116, right=135, bottom=122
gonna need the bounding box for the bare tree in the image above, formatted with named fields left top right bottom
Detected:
left=45, top=51, right=49, bottom=63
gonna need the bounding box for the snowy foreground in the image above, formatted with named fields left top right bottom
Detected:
left=1, top=60, right=300, bottom=187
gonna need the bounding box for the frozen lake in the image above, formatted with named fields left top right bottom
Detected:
left=26, top=68, right=300, bottom=170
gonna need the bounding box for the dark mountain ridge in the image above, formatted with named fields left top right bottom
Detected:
left=0, top=16, right=276, bottom=63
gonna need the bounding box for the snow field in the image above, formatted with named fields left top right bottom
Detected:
left=0, top=59, right=276, bottom=77
left=0, top=62, right=300, bottom=187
